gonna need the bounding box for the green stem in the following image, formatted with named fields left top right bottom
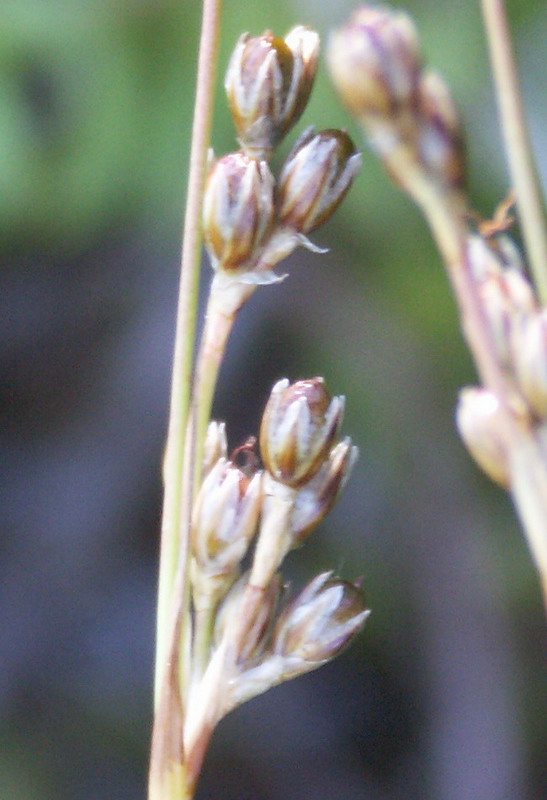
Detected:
left=154, top=0, right=224, bottom=709
left=481, top=0, right=547, bottom=303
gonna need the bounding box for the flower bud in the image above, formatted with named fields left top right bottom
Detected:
left=290, top=438, right=358, bottom=543
left=203, top=152, right=275, bottom=272
left=225, top=26, right=319, bottom=155
left=456, top=387, right=510, bottom=486
left=202, top=421, right=228, bottom=476
left=273, top=571, right=368, bottom=664
left=466, top=235, right=537, bottom=365
left=192, top=457, right=262, bottom=575
left=417, top=69, right=464, bottom=189
left=511, top=309, right=547, bottom=419
left=259, top=377, right=344, bottom=488
left=276, top=127, right=362, bottom=234
left=214, top=573, right=281, bottom=665
left=327, top=5, right=422, bottom=119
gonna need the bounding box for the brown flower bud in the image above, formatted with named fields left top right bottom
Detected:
left=290, top=438, right=358, bottom=543
left=191, top=457, right=262, bottom=576
left=203, top=152, right=275, bottom=272
left=225, top=26, right=319, bottom=156
left=456, top=387, right=510, bottom=487
left=276, top=127, right=362, bottom=234
left=417, top=69, right=464, bottom=189
left=273, top=571, right=369, bottom=664
left=327, top=5, right=422, bottom=119
left=259, top=377, right=344, bottom=488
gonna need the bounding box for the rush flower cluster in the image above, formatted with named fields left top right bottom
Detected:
left=327, top=4, right=464, bottom=191
left=326, top=3, right=547, bottom=604
left=185, top=377, right=367, bottom=756
left=203, top=26, right=362, bottom=283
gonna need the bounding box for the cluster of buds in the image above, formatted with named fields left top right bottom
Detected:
left=456, top=232, right=547, bottom=485
left=186, top=377, right=367, bottom=732
left=327, top=4, right=464, bottom=191
left=327, top=5, right=547, bottom=496
left=203, top=26, right=361, bottom=283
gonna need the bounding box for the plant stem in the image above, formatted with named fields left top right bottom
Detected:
left=149, top=1, right=223, bottom=798
left=191, top=277, right=255, bottom=493
left=154, top=0, right=224, bottom=708
left=481, top=0, right=547, bottom=303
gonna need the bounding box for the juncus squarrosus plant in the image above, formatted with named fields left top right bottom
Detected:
left=327, top=2, right=547, bottom=611
left=148, top=5, right=366, bottom=800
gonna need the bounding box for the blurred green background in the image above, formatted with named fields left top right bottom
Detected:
left=1, top=1, right=546, bottom=798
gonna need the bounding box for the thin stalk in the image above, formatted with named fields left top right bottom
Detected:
left=191, top=278, right=255, bottom=498
left=149, top=0, right=223, bottom=798
left=154, top=0, right=224, bottom=708
left=481, top=0, right=547, bottom=303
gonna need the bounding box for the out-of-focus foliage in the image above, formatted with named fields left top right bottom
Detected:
left=1, top=1, right=546, bottom=799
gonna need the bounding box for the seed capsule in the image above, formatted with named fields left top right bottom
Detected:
left=276, top=127, right=362, bottom=234
left=202, top=152, right=275, bottom=272
left=511, top=309, right=547, bottom=419
left=259, top=377, right=344, bottom=488
left=225, top=26, right=319, bottom=156
left=417, top=69, right=464, bottom=189
left=456, top=387, right=510, bottom=487
left=327, top=5, right=422, bottom=119
left=273, top=571, right=368, bottom=664
left=191, top=457, right=262, bottom=576
left=290, top=438, right=358, bottom=543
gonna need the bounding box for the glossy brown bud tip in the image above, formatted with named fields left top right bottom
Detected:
left=327, top=5, right=422, bottom=119
left=225, top=26, right=319, bottom=155
left=259, top=377, right=344, bottom=487
left=277, top=127, right=362, bottom=234
left=273, top=571, right=368, bottom=663
left=203, top=152, right=275, bottom=272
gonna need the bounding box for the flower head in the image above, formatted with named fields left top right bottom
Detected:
left=225, top=26, right=319, bottom=156
left=327, top=5, right=422, bottom=119
left=277, top=127, right=362, bottom=234
left=273, top=571, right=369, bottom=664
left=202, top=152, right=275, bottom=272
left=259, top=377, right=344, bottom=488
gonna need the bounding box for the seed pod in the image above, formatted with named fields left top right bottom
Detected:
left=202, top=421, right=228, bottom=476
left=511, top=309, right=547, bottom=419
left=417, top=69, right=464, bottom=189
left=456, top=387, right=510, bottom=487
left=259, top=377, right=344, bottom=488
left=327, top=5, right=422, bottom=119
left=214, top=573, right=281, bottom=665
left=225, top=26, right=319, bottom=156
left=203, top=152, right=275, bottom=272
left=277, top=127, right=362, bottom=234
left=290, top=438, right=358, bottom=543
left=192, top=457, right=262, bottom=576
left=273, top=571, right=369, bottom=664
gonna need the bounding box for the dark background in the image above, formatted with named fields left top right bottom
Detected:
left=1, top=1, right=546, bottom=798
